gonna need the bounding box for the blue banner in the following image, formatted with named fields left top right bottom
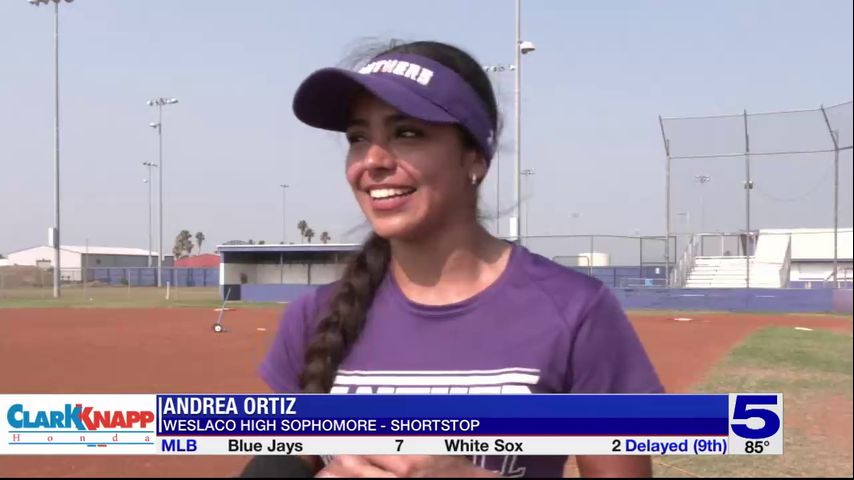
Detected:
left=157, top=394, right=725, bottom=418
left=156, top=394, right=730, bottom=436
left=157, top=417, right=728, bottom=436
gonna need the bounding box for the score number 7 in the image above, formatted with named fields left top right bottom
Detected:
left=731, top=395, right=781, bottom=439
left=395, top=439, right=404, bottom=452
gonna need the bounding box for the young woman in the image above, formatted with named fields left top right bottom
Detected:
left=257, top=40, right=664, bottom=478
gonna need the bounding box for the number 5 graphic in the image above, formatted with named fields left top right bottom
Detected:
left=731, top=395, right=781, bottom=439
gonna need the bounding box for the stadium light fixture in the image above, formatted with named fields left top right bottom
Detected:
left=520, top=40, right=536, bottom=54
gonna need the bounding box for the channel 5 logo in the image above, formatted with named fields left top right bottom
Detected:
left=729, top=394, right=782, bottom=439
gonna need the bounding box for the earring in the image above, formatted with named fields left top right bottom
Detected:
left=471, top=173, right=478, bottom=186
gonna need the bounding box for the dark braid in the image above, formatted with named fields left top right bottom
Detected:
left=299, top=233, right=390, bottom=393
left=298, top=40, right=498, bottom=393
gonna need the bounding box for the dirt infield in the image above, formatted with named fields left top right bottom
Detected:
left=0, top=308, right=850, bottom=477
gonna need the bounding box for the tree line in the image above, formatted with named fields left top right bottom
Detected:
left=172, top=231, right=205, bottom=259
left=296, top=220, right=331, bottom=244
left=177, top=220, right=333, bottom=257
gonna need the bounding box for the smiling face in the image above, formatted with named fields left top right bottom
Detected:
left=344, top=93, right=487, bottom=241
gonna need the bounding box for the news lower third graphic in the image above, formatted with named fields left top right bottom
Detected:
left=1, top=394, right=783, bottom=456
left=3, top=395, right=156, bottom=455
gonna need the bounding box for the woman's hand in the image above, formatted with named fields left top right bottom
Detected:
left=316, top=455, right=500, bottom=478
left=315, top=455, right=397, bottom=478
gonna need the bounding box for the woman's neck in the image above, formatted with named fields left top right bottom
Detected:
left=389, top=223, right=512, bottom=306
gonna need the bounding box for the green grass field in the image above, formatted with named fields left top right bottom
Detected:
left=628, top=309, right=854, bottom=319
left=0, top=286, right=282, bottom=309
left=654, top=327, right=854, bottom=478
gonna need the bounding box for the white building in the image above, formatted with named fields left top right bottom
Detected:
left=217, top=243, right=355, bottom=301
left=4, top=245, right=174, bottom=282
left=774, top=228, right=854, bottom=286
left=683, top=227, right=853, bottom=288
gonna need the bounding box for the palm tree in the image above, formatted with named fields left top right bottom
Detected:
left=304, top=228, right=315, bottom=243
left=320, top=231, right=331, bottom=244
left=297, top=220, right=308, bottom=242
left=195, top=232, right=205, bottom=254
left=174, top=230, right=193, bottom=258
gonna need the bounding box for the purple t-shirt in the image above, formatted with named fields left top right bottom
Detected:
left=260, top=243, right=663, bottom=477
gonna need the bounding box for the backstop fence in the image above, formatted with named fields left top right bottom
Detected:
left=659, top=101, right=853, bottom=287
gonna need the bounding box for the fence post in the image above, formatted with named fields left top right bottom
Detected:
left=820, top=106, right=841, bottom=288
left=589, top=235, right=594, bottom=277
left=744, top=109, right=752, bottom=289
left=639, top=237, right=644, bottom=280
left=659, top=116, right=672, bottom=289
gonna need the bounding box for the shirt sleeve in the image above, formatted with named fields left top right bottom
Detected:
left=566, top=286, right=665, bottom=394
left=258, top=291, right=317, bottom=393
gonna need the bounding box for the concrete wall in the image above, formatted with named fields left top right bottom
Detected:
left=310, top=264, right=347, bottom=284
left=234, top=283, right=853, bottom=314
left=613, top=287, right=851, bottom=313
left=256, top=264, right=307, bottom=284
left=790, top=261, right=854, bottom=282
left=834, top=289, right=854, bottom=314
left=223, top=263, right=258, bottom=284
left=239, top=284, right=319, bottom=303
left=232, top=263, right=347, bottom=285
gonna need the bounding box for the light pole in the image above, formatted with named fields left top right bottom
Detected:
left=513, top=0, right=536, bottom=244
left=676, top=211, right=691, bottom=232
left=29, top=0, right=73, bottom=298
left=143, top=162, right=158, bottom=268
left=695, top=175, right=711, bottom=234
left=521, top=168, right=535, bottom=241
left=482, top=63, right=515, bottom=238
left=147, top=97, right=178, bottom=287
left=279, top=184, right=290, bottom=244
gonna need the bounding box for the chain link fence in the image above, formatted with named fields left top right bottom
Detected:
left=0, top=266, right=219, bottom=303
left=660, top=101, right=853, bottom=287
left=521, top=234, right=674, bottom=289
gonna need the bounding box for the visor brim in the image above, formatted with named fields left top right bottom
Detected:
left=292, top=68, right=457, bottom=132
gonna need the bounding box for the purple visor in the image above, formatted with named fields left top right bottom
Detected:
left=292, top=53, right=496, bottom=162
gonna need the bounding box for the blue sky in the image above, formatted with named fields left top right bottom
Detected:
left=1, top=0, right=852, bottom=257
